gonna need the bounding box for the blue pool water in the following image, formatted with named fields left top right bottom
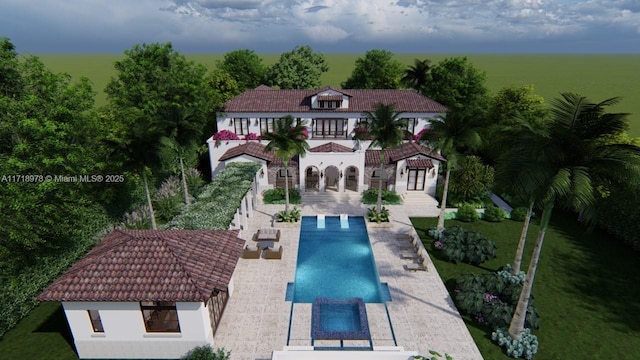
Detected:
left=293, top=216, right=384, bottom=303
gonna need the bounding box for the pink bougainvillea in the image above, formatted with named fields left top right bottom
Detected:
left=212, top=130, right=240, bottom=147
left=413, top=128, right=428, bottom=141
left=244, top=132, right=261, bottom=141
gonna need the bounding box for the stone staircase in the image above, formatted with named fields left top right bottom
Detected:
left=301, top=191, right=362, bottom=204
left=401, top=192, right=440, bottom=207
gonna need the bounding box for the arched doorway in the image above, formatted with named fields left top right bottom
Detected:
left=324, top=166, right=339, bottom=192
left=344, top=166, right=359, bottom=192
left=305, top=166, right=320, bottom=192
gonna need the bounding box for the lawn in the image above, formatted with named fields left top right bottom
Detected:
left=0, top=302, right=77, bottom=360
left=36, top=53, right=640, bottom=136
left=410, top=214, right=640, bottom=360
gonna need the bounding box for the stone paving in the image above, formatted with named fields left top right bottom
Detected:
left=213, top=196, right=483, bottom=360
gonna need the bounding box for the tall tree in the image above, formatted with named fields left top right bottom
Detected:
left=342, top=49, right=404, bottom=89
left=356, top=103, right=408, bottom=212
left=420, top=109, right=482, bottom=232
left=422, top=56, right=489, bottom=111
left=0, top=49, right=110, bottom=272
left=105, top=42, right=210, bottom=227
left=402, top=58, right=432, bottom=92
left=216, top=49, right=267, bottom=91
left=498, top=93, right=640, bottom=340
left=201, top=68, right=241, bottom=134
left=0, top=37, right=22, bottom=97
left=266, top=45, right=328, bottom=89
left=262, top=115, right=310, bottom=211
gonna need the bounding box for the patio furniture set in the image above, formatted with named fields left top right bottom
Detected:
left=242, top=228, right=283, bottom=259
left=397, top=228, right=429, bottom=271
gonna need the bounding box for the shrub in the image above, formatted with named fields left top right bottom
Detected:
left=185, top=168, right=205, bottom=198
left=437, top=226, right=497, bottom=265
left=455, top=272, right=540, bottom=331
left=456, top=203, right=479, bottom=222
left=181, top=345, right=231, bottom=360
left=262, top=188, right=301, bottom=204
left=448, top=155, right=495, bottom=204
left=122, top=206, right=151, bottom=229
left=154, top=175, right=184, bottom=222
left=212, top=130, right=239, bottom=147
left=367, top=206, right=390, bottom=223
left=361, top=189, right=403, bottom=205
left=484, top=205, right=506, bottom=222
left=276, top=207, right=301, bottom=222
left=492, top=328, right=539, bottom=360
left=166, top=163, right=261, bottom=229
left=497, top=264, right=526, bottom=285
left=510, top=207, right=529, bottom=222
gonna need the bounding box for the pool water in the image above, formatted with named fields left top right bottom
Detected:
left=293, top=216, right=384, bottom=303
left=319, top=303, right=361, bottom=332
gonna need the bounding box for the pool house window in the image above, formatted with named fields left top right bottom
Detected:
left=87, top=310, right=104, bottom=333
left=140, top=301, right=181, bottom=333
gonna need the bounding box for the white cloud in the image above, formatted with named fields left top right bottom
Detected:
left=0, top=0, right=638, bottom=52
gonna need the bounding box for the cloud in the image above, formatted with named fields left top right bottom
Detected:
left=0, top=0, right=638, bottom=53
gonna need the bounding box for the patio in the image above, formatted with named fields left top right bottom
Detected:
left=213, top=196, right=483, bottom=360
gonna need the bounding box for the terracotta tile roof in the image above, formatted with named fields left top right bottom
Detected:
left=309, top=142, right=354, bottom=153
left=224, top=87, right=447, bottom=113
left=219, top=142, right=274, bottom=162
left=406, top=158, right=434, bottom=169
left=218, top=142, right=297, bottom=166
left=36, top=230, right=245, bottom=302
left=365, top=142, right=446, bottom=166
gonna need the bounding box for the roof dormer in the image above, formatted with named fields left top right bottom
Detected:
left=311, top=87, right=351, bottom=109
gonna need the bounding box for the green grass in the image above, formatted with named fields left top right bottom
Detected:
left=411, top=214, right=640, bottom=360
left=0, top=302, right=77, bottom=360
left=35, top=53, right=640, bottom=136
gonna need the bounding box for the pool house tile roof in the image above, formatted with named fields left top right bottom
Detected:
left=36, top=230, right=245, bottom=302
left=224, top=86, right=448, bottom=113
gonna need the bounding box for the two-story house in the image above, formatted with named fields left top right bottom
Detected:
left=207, top=85, right=447, bottom=199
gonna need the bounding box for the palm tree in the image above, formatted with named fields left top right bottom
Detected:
left=159, top=106, right=205, bottom=206
left=402, top=58, right=432, bottom=92
left=499, top=93, right=640, bottom=340
left=357, top=103, right=408, bottom=213
left=262, top=115, right=310, bottom=212
left=420, top=109, right=482, bottom=232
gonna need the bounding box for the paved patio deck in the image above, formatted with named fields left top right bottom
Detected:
left=213, top=196, right=483, bottom=360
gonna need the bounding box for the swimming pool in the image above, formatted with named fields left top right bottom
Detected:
left=293, top=216, right=384, bottom=303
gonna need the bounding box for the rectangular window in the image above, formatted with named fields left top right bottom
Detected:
left=233, top=118, right=250, bottom=135
left=278, top=169, right=292, bottom=178
left=87, top=310, right=104, bottom=333
left=140, top=301, right=181, bottom=333
left=313, top=119, right=346, bottom=138
left=259, top=118, right=278, bottom=135
left=404, top=118, right=417, bottom=135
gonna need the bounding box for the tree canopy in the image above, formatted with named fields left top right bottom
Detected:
left=342, top=49, right=404, bottom=89
left=266, top=45, right=328, bottom=89
left=216, top=49, right=267, bottom=91
left=422, top=56, right=489, bottom=111
left=402, top=58, right=432, bottom=92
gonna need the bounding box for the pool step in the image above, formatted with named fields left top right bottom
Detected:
left=401, top=192, right=439, bottom=207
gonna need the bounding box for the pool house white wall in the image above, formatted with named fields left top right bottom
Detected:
left=61, top=301, right=216, bottom=359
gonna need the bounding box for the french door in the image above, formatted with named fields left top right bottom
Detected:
left=407, top=169, right=426, bottom=191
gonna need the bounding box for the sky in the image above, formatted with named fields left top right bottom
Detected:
left=1, top=0, right=639, bottom=54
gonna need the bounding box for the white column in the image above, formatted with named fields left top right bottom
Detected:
left=240, top=198, right=248, bottom=230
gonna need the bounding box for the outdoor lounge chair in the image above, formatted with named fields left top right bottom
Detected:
left=399, top=236, right=419, bottom=250
left=396, top=228, right=416, bottom=242
left=257, top=228, right=281, bottom=242
left=264, top=244, right=283, bottom=259
left=400, top=245, right=422, bottom=259
left=404, top=256, right=429, bottom=271
left=242, top=245, right=261, bottom=259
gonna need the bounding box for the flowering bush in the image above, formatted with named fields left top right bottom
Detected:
left=212, top=130, right=240, bottom=147
left=413, top=128, right=428, bottom=141
left=492, top=328, right=539, bottom=360
left=243, top=132, right=260, bottom=141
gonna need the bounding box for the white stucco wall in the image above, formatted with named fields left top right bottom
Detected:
left=62, top=301, right=213, bottom=359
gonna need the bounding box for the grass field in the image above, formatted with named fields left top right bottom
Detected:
left=35, top=53, right=640, bottom=136
left=411, top=214, right=640, bottom=360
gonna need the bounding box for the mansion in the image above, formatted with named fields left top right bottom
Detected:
left=207, top=85, right=447, bottom=198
